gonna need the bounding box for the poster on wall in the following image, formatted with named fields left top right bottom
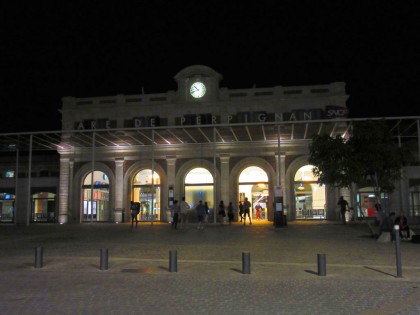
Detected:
left=275, top=186, right=283, bottom=197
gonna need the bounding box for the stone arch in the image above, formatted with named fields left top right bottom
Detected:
left=124, top=160, right=167, bottom=219
left=230, top=157, right=276, bottom=220
left=176, top=159, right=219, bottom=203
left=73, top=162, right=115, bottom=223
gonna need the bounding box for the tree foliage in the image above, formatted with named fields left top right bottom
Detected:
left=308, top=120, right=412, bottom=194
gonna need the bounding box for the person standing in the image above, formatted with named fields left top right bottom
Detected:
left=394, top=212, right=410, bottom=239
left=243, top=197, right=252, bottom=225
left=179, top=197, right=190, bottom=229
left=227, top=202, right=234, bottom=225
left=337, top=196, right=349, bottom=224
left=196, top=200, right=207, bottom=229
left=218, top=200, right=226, bottom=225
left=255, top=202, right=262, bottom=220
left=171, top=200, right=181, bottom=229
left=238, top=201, right=244, bottom=222
left=130, top=201, right=140, bottom=229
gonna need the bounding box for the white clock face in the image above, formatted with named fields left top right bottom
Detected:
left=190, top=82, right=206, bottom=98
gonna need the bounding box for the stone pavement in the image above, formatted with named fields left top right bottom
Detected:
left=1, top=220, right=420, bottom=315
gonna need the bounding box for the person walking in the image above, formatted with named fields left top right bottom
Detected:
left=337, top=196, right=349, bottom=224
left=218, top=200, right=226, bottom=225
left=196, top=200, right=207, bottom=229
left=243, top=197, right=252, bottom=225
left=179, top=197, right=190, bottom=229
left=227, top=202, right=234, bottom=225
left=130, top=201, right=140, bottom=229
left=238, top=201, right=244, bottom=222
left=171, top=200, right=181, bottom=229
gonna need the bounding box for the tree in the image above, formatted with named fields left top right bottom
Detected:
left=309, top=119, right=412, bottom=195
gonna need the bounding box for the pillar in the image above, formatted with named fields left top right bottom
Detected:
left=220, top=154, right=230, bottom=206
left=114, top=157, right=125, bottom=223
left=58, top=157, right=70, bottom=224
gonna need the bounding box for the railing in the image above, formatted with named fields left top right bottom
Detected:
left=296, top=209, right=325, bottom=219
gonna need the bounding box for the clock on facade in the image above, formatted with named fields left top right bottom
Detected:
left=190, top=82, right=206, bottom=98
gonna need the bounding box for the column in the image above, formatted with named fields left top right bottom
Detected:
left=166, top=156, right=176, bottom=223
left=220, top=154, right=230, bottom=206
left=114, top=157, right=124, bottom=223
left=68, top=160, right=74, bottom=221
left=166, top=156, right=176, bottom=191
left=58, top=157, right=70, bottom=224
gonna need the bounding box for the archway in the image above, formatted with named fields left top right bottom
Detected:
left=131, top=169, right=161, bottom=221
left=239, top=166, right=269, bottom=221
left=82, top=171, right=110, bottom=222
left=294, top=165, right=326, bottom=219
left=184, top=167, right=214, bottom=216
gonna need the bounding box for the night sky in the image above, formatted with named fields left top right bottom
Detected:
left=2, top=1, right=419, bottom=133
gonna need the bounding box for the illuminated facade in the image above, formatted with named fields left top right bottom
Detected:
left=1, top=65, right=419, bottom=224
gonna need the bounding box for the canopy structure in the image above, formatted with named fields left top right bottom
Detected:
left=1, top=117, right=419, bottom=152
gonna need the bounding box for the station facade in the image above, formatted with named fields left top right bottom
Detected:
left=1, top=65, right=420, bottom=225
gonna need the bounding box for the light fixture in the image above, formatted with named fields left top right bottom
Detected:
left=298, top=183, right=305, bottom=190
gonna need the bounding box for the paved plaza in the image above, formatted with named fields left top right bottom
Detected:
left=1, top=220, right=420, bottom=315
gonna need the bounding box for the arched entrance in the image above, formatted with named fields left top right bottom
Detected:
left=294, top=165, right=326, bottom=219
left=184, top=167, right=214, bottom=218
left=82, top=171, right=110, bottom=222
left=239, top=166, right=269, bottom=221
left=131, top=169, right=161, bottom=221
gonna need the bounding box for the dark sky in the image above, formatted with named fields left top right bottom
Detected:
left=2, top=1, right=419, bottom=133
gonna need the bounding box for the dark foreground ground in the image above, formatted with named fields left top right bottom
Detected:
left=1, top=220, right=420, bottom=315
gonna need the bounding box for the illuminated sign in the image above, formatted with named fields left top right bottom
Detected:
left=73, top=107, right=348, bottom=130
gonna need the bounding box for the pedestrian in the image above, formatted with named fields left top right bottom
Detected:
left=337, top=196, right=349, bottom=224
left=394, top=211, right=410, bottom=239
left=171, top=200, right=181, bottom=229
left=130, top=201, right=140, bottom=229
left=196, top=200, right=207, bottom=229
left=227, top=201, right=234, bottom=225
left=238, top=201, right=244, bottom=222
left=218, top=200, right=226, bottom=225
left=204, top=201, right=209, bottom=223
left=179, top=197, right=190, bottom=229
left=243, top=197, right=252, bottom=225
left=255, top=202, right=262, bottom=220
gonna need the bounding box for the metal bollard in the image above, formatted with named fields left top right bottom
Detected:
left=242, top=252, right=251, bottom=274
left=169, top=250, right=177, bottom=272
left=394, top=225, right=402, bottom=278
left=35, top=247, right=43, bottom=268
left=100, top=248, right=108, bottom=270
left=317, top=253, right=326, bottom=276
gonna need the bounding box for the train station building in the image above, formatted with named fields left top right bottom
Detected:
left=1, top=65, right=419, bottom=225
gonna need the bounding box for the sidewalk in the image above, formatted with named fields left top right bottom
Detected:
left=1, top=221, right=420, bottom=314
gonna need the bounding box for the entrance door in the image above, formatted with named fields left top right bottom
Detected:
left=238, top=166, right=269, bottom=221
left=294, top=165, right=326, bottom=219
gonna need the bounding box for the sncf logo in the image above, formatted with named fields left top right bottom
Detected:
left=326, top=108, right=349, bottom=118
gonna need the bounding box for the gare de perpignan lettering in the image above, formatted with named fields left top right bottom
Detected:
left=75, top=107, right=349, bottom=130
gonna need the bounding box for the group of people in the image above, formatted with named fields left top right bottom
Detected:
left=170, top=197, right=209, bottom=229
left=380, top=211, right=411, bottom=240
left=337, top=196, right=412, bottom=241
left=167, top=196, right=259, bottom=229
left=218, top=197, right=257, bottom=225
left=131, top=196, right=262, bottom=229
